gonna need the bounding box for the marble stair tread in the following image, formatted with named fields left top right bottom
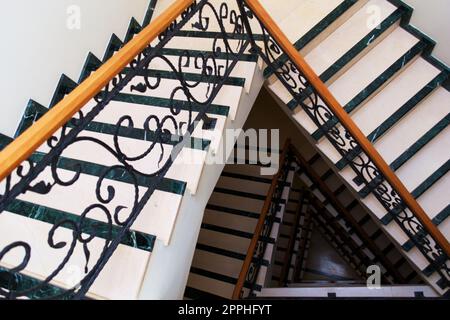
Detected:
left=36, top=129, right=208, bottom=195
left=14, top=166, right=182, bottom=244
left=260, top=0, right=308, bottom=24
left=208, top=190, right=265, bottom=213
left=122, top=76, right=244, bottom=120
left=304, top=0, right=397, bottom=78
left=197, top=228, right=251, bottom=256
left=157, top=35, right=253, bottom=56
left=146, top=54, right=258, bottom=93
left=0, top=211, right=149, bottom=300
left=215, top=174, right=271, bottom=196
left=266, top=0, right=372, bottom=105
left=186, top=272, right=234, bottom=299
left=316, top=58, right=442, bottom=165
left=191, top=249, right=246, bottom=281
left=202, top=209, right=258, bottom=234
left=222, top=163, right=271, bottom=178
left=372, top=86, right=449, bottom=165
left=86, top=99, right=227, bottom=154
left=320, top=91, right=449, bottom=197
left=416, top=171, right=450, bottom=223
left=313, top=26, right=419, bottom=105
left=276, top=0, right=348, bottom=44
left=394, top=126, right=450, bottom=193
left=292, top=26, right=420, bottom=135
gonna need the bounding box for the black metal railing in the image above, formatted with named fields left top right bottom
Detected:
left=242, top=152, right=293, bottom=298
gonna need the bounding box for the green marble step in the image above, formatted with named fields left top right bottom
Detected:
left=79, top=2, right=156, bottom=83
left=310, top=39, right=430, bottom=140
left=358, top=113, right=450, bottom=199
left=103, top=34, right=123, bottom=62
left=263, top=0, right=359, bottom=79
left=78, top=51, right=246, bottom=90
left=111, top=92, right=230, bottom=116
left=0, top=133, right=12, bottom=150
left=15, top=100, right=212, bottom=152
left=335, top=72, right=449, bottom=170
left=50, top=65, right=239, bottom=123
left=1, top=133, right=186, bottom=196
left=402, top=206, right=450, bottom=252
left=319, top=8, right=404, bottom=83
left=380, top=159, right=450, bottom=225
left=127, top=68, right=245, bottom=87
left=0, top=266, right=71, bottom=300
left=124, top=17, right=143, bottom=43
left=174, top=30, right=263, bottom=41
left=5, top=198, right=156, bottom=252
left=143, top=0, right=158, bottom=27
left=159, top=47, right=257, bottom=62
left=30, top=151, right=186, bottom=195
left=79, top=52, right=103, bottom=83
left=0, top=135, right=160, bottom=251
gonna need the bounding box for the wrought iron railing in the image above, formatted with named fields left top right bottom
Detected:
left=232, top=139, right=293, bottom=299
left=0, top=0, right=448, bottom=299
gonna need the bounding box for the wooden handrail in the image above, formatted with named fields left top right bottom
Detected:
left=232, top=138, right=291, bottom=299
left=0, top=0, right=194, bottom=182
left=244, top=0, right=450, bottom=257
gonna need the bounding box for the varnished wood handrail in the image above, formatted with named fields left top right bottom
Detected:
left=0, top=0, right=195, bottom=182
left=244, top=0, right=450, bottom=257
left=232, top=138, right=291, bottom=300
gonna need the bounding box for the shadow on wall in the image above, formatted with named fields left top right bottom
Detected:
left=243, top=87, right=315, bottom=155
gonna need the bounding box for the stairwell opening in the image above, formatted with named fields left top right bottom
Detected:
left=184, top=86, right=423, bottom=300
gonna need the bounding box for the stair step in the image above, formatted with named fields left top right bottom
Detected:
left=208, top=189, right=265, bottom=213
left=334, top=68, right=447, bottom=171
left=311, top=0, right=400, bottom=83
left=4, top=198, right=156, bottom=252
left=289, top=25, right=421, bottom=133
left=0, top=212, right=149, bottom=299
left=191, top=250, right=248, bottom=282
left=216, top=173, right=271, bottom=197
left=268, top=0, right=399, bottom=103
left=186, top=272, right=235, bottom=299
left=277, top=0, right=361, bottom=48
left=121, top=75, right=244, bottom=121
left=12, top=164, right=182, bottom=244
left=197, top=228, right=251, bottom=256
left=203, top=209, right=259, bottom=235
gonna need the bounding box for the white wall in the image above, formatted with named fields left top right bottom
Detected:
left=0, top=0, right=150, bottom=137
left=403, top=0, right=450, bottom=66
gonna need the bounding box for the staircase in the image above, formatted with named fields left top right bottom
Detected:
left=185, top=144, right=296, bottom=298
left=0, top=0, right=449, bottom=300
left=260, top=0, right=450, bottom=296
